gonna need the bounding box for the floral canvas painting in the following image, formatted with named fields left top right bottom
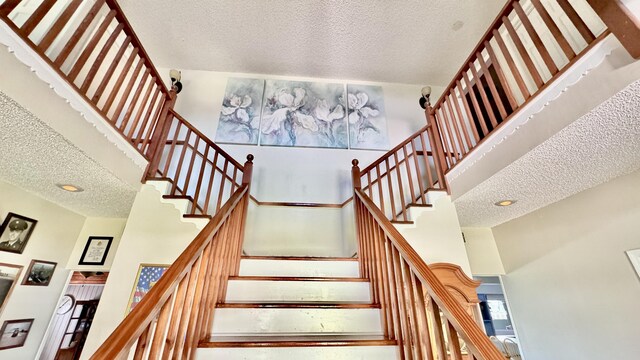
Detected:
left=347, top=84, right=389, bottom=150
left=260, top=80, right=347, bottom=149
left=215, top=78, right=265, bottom=145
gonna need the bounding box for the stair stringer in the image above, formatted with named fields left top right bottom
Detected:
left=146, top=180, right=209, bottom=230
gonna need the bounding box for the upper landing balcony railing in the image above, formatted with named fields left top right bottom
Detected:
left=425, top=0, right=617, bottom=175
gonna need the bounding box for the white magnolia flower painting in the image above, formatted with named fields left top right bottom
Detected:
left=347, top=84, right=389, bottom=150
left=215, top=78, right=265, bottom=145
left=260, top=80, right=348, bottom=149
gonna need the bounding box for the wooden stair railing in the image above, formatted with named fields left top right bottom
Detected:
left=352, top=160, right=504, bottom=360
left=91, top=170, right=253, bottom=360
left=428, top=0, right=609, bottom=173
left=357, top=125, right=447, bottom=223
left=0, top=0, right=172, bottom=160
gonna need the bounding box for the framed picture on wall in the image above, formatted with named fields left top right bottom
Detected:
left=0, top=213, right=37, bottom=254
left=126, top=264, right=169, bottom=313
left=78, top=236, right=113, bottom=266
left=0, top=263, right=23, bottom=317
left=0, top=319, right=33, bottom=350
left=22, top=260, right=56, bottom=286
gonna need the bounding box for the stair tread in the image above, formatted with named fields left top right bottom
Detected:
left=201, top=335, right=396, bottom=348
left=217, top=303, right=380, bottom=309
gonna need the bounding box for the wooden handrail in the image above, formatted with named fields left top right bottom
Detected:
left=428, top=0, right=608, bottom=174
left=91, top=184, right=250, bottom=359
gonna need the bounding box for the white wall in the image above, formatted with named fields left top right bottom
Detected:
left=492, top=169, right=640, bottom=360
left=65, top=218, right=127, bottom=272
left=396, top=193, right=472, bottom=275
left=82, top=184, right=203, bottom=358
left=462, top=227, right=505, bottom=275
left=0, top=180, right=86, bottom=360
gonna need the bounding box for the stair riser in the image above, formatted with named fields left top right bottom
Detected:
left=196, top=346, right=399, bottom=359
left=225, top=280, right=371, bottom=303
left=238, top=259, right=359, bottom=278
left=211, top=308, right=382, bottom=336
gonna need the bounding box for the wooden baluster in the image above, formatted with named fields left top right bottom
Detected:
left=161, top=120, right=181, bottom=178
left=181, top=137, right=201, bottom=198
left=402, top=261, right=423, bottom=360
left=216, top=160, right=230, bottom=211
left=54, top=0, right=105, bottom=66
left=456, top=79, right=487, bottom=140
left=402, top=145, right=417, bottom=206
left=377, top=227, right=395, bottom=340
left=462, top=71, right=492, bottom=141
left=367, top=171, right=374, bottom=199
left=21, top=0, right=56, bottom=36
left=513, top=1, right=558, bottom=76
left=134, top=87, right=162, bottom=147
left=119, top=70, right=150, bottom=132
left=364, top=208, right=379, bottom=304
left=230, top=167, right=238, bottom=194
left=371, top=219, right=389, bottom=336
left=102, top=48, right=139, bottom=112
left=67, top=10, right=116, bottom=81
left=417, top=132, right=435, bottom=189
left=530, top=0, right=575, bottom=60
left=392, top=248, right=414, bottom=360
left=80, top=23, right=124, bottom=93
left=384, top=158, right=398, bottom=221
left=393, top=152, right=408, bottom=222
left=183, top=242, right=214, bottom=360
left=140, top=96, right=167, bottom=152
left=92, top=36, right=132, bottom=102
left=447, top=321, right=464, bottom=360
left=449, top=88, right=478, bottom=145
left=503, top=16, right=544, bottom=88
left=445, top=96, right=470, bottom=154
left=170, top=129, right=192, bottom=194
left=147, top=293, right=174, bottom=358
left=484, top=40, right=519, bottom=110
left=434, top=108, right=457, bottom=164
left=376, top=165, right=386, bottom=214
left=587, top=0, right=639, bottom=58
left=201, top=229, right=228, bottom=343
left=556, top=0, right=596, bottom=43
left=126, top=80, right=155, bottom=141
left=0, top=0, right=22, bottom=17
left=352, top=160, right=366, bottom=278
left=491, top=29, right=531, bottom=99
left=409, top=139, right=426, bottom=204
left=38, top=0, right=82, bottom=52
left=191, top=145, right=210, bottom=215
left=476, top=52, right=508, bottom=121
left=111, top=59, right=144, bottom=123
left=172, top=257, right=202, bottom=359
left=439, top=102, right=464, bottom=158
left=132, top=323, right=151, bottom=360
left=468, top=61, right=499, bottom=129
left=195, top=236, right=222, bottom=343
left=413, top=276, right=435, bottom=360
left=161, top=272, right=190, bottom=360
left=428, top=298, right=448, bottom=360
left=202, top=152, right=219, bottom=214
left=383, top=238, right=405, bottom=359
left=215, top=218, right=235, bottom=305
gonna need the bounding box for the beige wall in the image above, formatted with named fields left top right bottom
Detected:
left=0, top=181, right=86, bottom=360
left=462, top=227, right=505, bottom=276
left=492, top=169, right=640, bottom=360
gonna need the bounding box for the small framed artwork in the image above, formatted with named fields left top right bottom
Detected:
left=0, top=319, right=34, bottom=350
left=126, top=264, right=169, bottom=313
left=22, top=260, right=57, bottom=286
left=0, top=263, right=23, bottom=316
left=79, top=236, right=113, bottom=266
left=0, top=213, right=37, bottom=254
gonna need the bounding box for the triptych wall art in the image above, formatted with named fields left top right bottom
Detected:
left=215, top=78, right=389, bottom=150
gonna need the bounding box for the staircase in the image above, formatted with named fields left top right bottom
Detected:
left=197, top=256, right=398, bottom=359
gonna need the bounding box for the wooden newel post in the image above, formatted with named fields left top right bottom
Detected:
left=425, top=105, right=448, bottom=190
left=242, top=154, right=254, bottom=186
left=236, top=154, right=254, bottom=276
left=351, top=159, right=361, bottom=190
left=146, top=89, right=178, bottom=178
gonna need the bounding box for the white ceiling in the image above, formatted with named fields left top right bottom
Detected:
left=454, top=79, right=640, bottom=227
left=118, top=0, right=508, bottom=85
left=0, top=92, right=138, bottom=217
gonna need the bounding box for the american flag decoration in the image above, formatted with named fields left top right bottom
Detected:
left=129, top=265, right=168, bottom=312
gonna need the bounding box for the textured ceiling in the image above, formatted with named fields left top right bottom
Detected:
left=455, top=79, right=640, bottom=227
left=118, top=0, right=508, bottom=85
left=0, top=92, right=137, bottom=217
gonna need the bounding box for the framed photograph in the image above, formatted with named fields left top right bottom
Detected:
left=0, top=213, right=37, bottom=254
left=0, top=263, right=23, bottom=317
left=0, top=319, right=33, bottom=350
left=79, top=236, right=113, bottom=266
left=126, top=264, right=169, bottom=313
left=22, top=260, right=56, bottom=286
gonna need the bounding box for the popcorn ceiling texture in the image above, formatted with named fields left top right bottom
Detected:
left=455, top=79, right=640, bottom=227
left=0, top=92, right=137, bottom=217
left=117, top=0, right=508, bottom=85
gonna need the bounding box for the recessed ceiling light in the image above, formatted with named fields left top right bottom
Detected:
left=57, top=184, right=84, bottom=193
left=495, top=200, right=516, bottom=207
